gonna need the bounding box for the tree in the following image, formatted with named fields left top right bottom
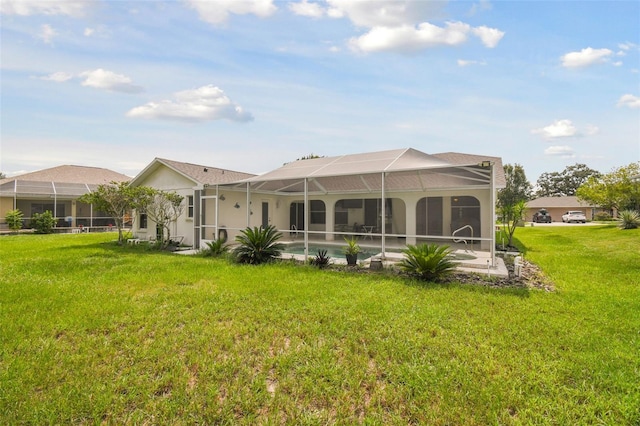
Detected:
left=497, top=164, right=532, bottom=246
left=5, top=209, right=24, bottom=233
left=141, top=190, right=185, bottom=249
left=535, top=163, right=601, bottom=197
left=0, top=172, right=6, bottom=180
left=576, top=162, right=640, bottom=212
left=78, top=181, right=152, bottom=245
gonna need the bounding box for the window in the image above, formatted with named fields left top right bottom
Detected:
left=310, top=200, right=326, bottom=224
left=187, top=196, right=194, bottom=218
left=139, top=213, right=147, bottom=229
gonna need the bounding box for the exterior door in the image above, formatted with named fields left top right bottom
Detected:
left=262, top=201, right=269, bottom=229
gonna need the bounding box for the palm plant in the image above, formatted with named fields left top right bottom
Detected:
left=200, top=238, right=230, bottom=257
left=399, top=243, right=456, bottom=282
left=233, top=225, right=284, bottom=265
left=618, top=209, right=640, bottom=229
left=312, top=249, right=331, bottom=268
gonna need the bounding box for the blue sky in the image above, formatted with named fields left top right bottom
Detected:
left=1, top=0, right=638, bottom=184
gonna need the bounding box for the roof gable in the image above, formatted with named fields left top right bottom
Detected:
left=129, top=158, right=255, bottom=188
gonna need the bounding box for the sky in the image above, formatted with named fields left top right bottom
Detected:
left=1, top=0, right=639, bottom=184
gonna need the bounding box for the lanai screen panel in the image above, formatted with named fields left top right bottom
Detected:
left=233, top=148, right=497, bottom=195
left=14, top=180, right=55, bottom=198
left=54, top=182, right=92, bottom=197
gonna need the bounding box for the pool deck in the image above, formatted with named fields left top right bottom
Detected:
left=176, top=240, right=509, bottom=278
left=281, top=249, right=509, bottom=278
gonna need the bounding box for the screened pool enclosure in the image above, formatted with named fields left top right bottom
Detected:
left=194, top=149, right=504, bottom=267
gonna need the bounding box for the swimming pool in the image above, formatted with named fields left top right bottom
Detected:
left=282, top=244, right=380, bottom=260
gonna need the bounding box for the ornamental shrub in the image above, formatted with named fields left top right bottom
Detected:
left=399, top=243, right=456, bottom=282
left=5, top=209, right=24, bottom=232
left=233, top=225, right=284, bottom=265
left=618, top=210, right=640, bottom=229
left=30, top=211, right=57, bottom=234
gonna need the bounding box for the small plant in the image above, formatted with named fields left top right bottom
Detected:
left=30, top=211, right=57, bottom=234
left=312, top=249, right=330, bottom=268
left=618, top=209, right=640, bottom=229
left=201, top=238, right=230, bottom=257
left=233, top=225, right=284, bottom=265
left=5, top=209, right=24, bottom=233
left=343, top=236, right=361, bottom=266
left=399, top=243, right=456, bottom=282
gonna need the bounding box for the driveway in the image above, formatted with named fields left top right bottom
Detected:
left=529, top=221, right=600, bottom=226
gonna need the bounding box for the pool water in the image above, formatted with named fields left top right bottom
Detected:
left=283, top=244, right=380, bottom=260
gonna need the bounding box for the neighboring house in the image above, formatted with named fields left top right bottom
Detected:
left=127, top=158, right=255, bottom=245
left=134, top=148, right=505, bottom=265
left=0, top=165, right=130, bottom=230
left=526, top=196, right=606, bottom=222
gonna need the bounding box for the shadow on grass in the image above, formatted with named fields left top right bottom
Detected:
left=57, top=240, right=178, bottom=256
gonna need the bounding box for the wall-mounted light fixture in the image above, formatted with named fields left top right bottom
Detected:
left=480, top=161, right=492, bottom=168
left=219, top=194, right=226, bottom=201
left=234, top=202, right=240, bottom=209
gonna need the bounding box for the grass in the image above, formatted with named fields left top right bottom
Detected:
left=1, top=225, right=638, bottom=424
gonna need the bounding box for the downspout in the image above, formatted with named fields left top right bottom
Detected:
left=381, top=172, right=386, bottom=259
left=52, top=182, right=57, bottom=223
left=246, top=182, right=251, bottom=227
left=304, top=178, right=309, bottom=262
left=13, top=180, right=17, bottom=210
left=490, top=162, right=496, bottom=267
left=215, top=184, right=220, bottom=241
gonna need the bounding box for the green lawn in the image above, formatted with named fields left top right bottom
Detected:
left=1, top=225, right=639, bottom=424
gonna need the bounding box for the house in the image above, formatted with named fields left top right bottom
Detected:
left=132, top=148, right=505, bottom=266
left=526, top=196, right=606, bottom=222
left=127, top=158, right=255, bottom=244
left=0, top=165, right=131, bottom=231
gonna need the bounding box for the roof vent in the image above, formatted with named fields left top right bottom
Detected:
left=203, top=168, right=208, bottom=172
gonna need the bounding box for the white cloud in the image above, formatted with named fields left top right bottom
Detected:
left=532, top=119, right=578, bottom=139
left=292, top=0, right=503, bottom=54
left=617, top=94, right=640, bottom=109
left=472, top=25, right=504, bottom=48
left=184, top=0, right=276, bottom=25
left=561, top=47, right=613, bottom=68
left=544, top=146, right=575, bottom=158
left=79, top=69, right=144, bottom=94
left=84, top=27, right=95, bottom=36
left=457, top=59, right=486, bottom=67
left=127, top=85, right=254, bottom=123
left=349, top=21, right=472, bottom=53
left=38, top=24, right=57, bottom=45
left=0, top=0, right=89, bottom=16
left=326, top=0, right=444, bottom=27
left=39, top=71, right=74, bottom=82
left=585, top=124, right=600, bottom=136
left=468, top=0, right=493, bottom=16
left=349, top=21, right=504, bottom=53
left=618, top=42, right=638, bottom=51
left=289, top=0, right=324, bottom=18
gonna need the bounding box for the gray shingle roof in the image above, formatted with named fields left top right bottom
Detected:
left=0, top=165, right=130, bottom=185
left=527, top=196, right=594, bottom=208
left=156, top=158, right=256, bottom=185
left=0, top=165, right=131, bottom=198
